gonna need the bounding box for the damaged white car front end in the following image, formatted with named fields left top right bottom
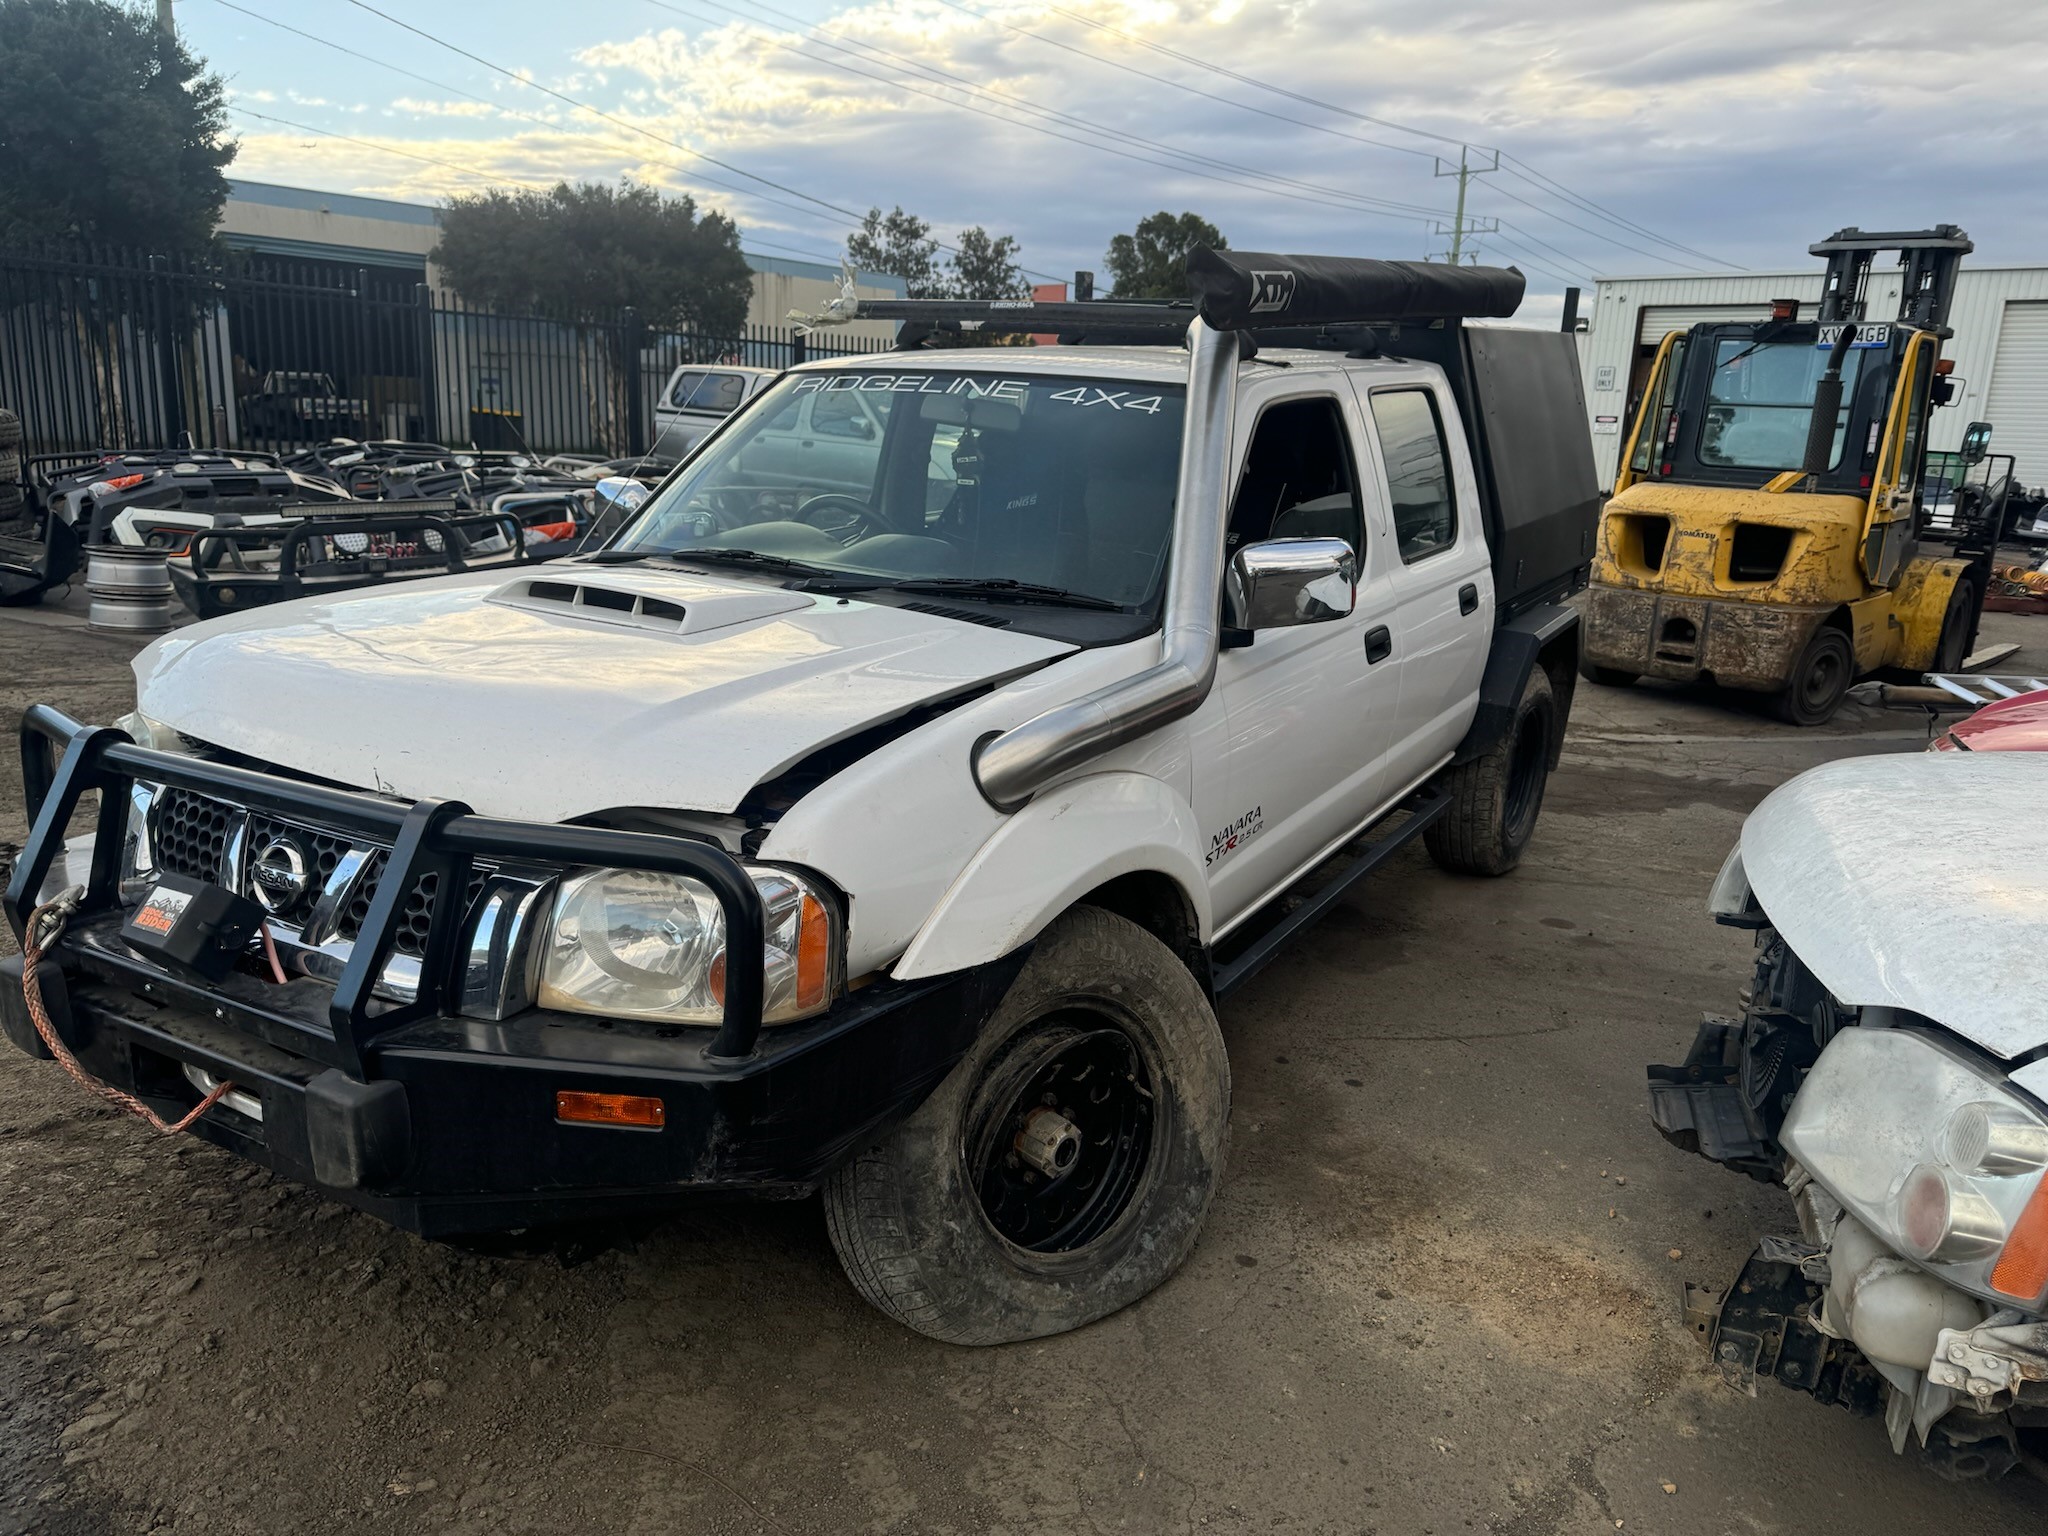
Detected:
left=1649, top=753, right=2048, bottom=1480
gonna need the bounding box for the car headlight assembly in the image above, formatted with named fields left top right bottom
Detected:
left=1781, top=1028, right=2048, bottom=1312
left=536, top=865, right=839, bottom=1027
left=113, top=710, right=191, bottom=754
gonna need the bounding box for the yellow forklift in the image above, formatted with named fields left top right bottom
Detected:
left=1581, top=226, right=1994, bottom=723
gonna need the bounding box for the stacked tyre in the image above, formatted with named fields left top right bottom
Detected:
left=0, top=407, right=22, bottom=526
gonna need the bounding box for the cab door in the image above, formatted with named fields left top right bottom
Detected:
left=1205, top=381, right=1406, bottom=929
left=1350, top=374, right=1494, bottom=794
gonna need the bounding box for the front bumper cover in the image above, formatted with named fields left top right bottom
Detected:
left=3, top=706, right=1023, bottom=1236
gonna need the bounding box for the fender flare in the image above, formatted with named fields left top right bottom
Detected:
left=1452, top=603, right=1579, bottom=765
left=893, top=771, right=1212, bottom=980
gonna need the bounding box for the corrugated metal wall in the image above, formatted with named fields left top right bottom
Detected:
left=1984, top=302, right=2048, bottom=486
left=1578, top=265, right=2048, bottom=487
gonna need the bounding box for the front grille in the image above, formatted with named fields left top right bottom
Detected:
left=155, top=787, right=233, bottom=883
left=245, top=812, right=353, bottom=927
left=149, top=787, right=490, bottom=958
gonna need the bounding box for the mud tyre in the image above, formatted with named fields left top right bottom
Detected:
left=824, top=906, right=1230, bottom=1345
left=1425, top=664, right=1556, bottom=877
left=1770, top=626, right=1854, bottom=726
left=0, top=408, right=19, bottom=452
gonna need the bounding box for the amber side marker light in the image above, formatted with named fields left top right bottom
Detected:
left=1990, top=1178, right=2048, bottom=1305
left=556, top=1090, right=666, bottom=1130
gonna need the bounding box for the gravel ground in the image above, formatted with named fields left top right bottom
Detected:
left=0, top=590, right=2043, bottom=1536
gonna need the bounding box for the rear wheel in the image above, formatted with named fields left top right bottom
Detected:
left=1932, top=578, right=1979, bottom=674
left=1770, top=627, right=1854, bottom=726
left=1425, top=665, right=1556, bottom=877
left=824, top=907, right=1229, bottom=1345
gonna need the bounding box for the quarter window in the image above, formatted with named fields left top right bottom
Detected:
left=670, top=370, right=748, bottom=414
left=667, top=369, right=707, bottom=408
left=1370, top=390, right=1458, bottom=562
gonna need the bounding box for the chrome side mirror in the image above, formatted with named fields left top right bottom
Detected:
left=1224, top=537, right=1357, bottom=631
left=592, top=475, right=650, bottom=514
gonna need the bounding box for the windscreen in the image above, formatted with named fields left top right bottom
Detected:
left=1699, top=339, right=1868, bottom=471
left=616, top=369, right=1188, bottom=608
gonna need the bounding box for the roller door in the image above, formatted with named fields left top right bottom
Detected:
left=1636, top=304, right=1772, bottom=345
left=1984, top=302, right=2048, bottom=488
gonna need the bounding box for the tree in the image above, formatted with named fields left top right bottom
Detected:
left=846, top=206, right=945, bottom=298
left=846, top=206, right=1027, bottom=299
left=1104, top=212, right=1227, bottom=299
left=433, top=180, right=752, bottom=334
left=947, top=226, right=1026, bottom=300
left=0, top=0, right=235, bottom=250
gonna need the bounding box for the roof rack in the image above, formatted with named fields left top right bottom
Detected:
left=792, top=248, right=1526, bottom=342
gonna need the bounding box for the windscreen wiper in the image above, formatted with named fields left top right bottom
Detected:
left=891, top=577, right=1123, bottom=610
left=659, top=547, right=843, bottom=577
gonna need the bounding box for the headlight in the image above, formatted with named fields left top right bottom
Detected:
left=536, top=864, right=839, bottom=1026
left=1782, top=1028, right=2048, bottom=1311
left=113, top=710, right=189, bottom=754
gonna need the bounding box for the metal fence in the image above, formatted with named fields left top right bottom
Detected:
left=0, top=244, right=890, bottom=461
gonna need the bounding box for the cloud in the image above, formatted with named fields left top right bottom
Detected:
left=219, top=0, right=2048, bottom=300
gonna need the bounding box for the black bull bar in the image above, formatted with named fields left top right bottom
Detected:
left=5, top=705, right=769, bottom=1065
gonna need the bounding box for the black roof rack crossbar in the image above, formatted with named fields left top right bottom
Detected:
left=794, top=248, right=1526, bottom=341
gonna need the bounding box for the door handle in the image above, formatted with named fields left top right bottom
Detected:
left=1364, top=625, right=1392, bottom=664
left=1458, top=582, right=1479, bottom=615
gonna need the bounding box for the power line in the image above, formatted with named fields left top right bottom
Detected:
left=204, top=0, right=875, bottom=244
left=1000, top=0, right=1739, bottom=272
left=228, top=106, right=555, bottom=190
left=1497, top=155, right=1742, bottom=271
left=647, top=0, right=1453, bottom=226
left=337, top=0, right=865, bottom=224
left=230, top=106, right=863, bottom=271
left=905, top=0, right=1443, bottom=167
left=333, top=0, right=1071, bottom=281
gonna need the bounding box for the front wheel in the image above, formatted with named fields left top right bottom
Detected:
left=824, top=907, right=1229, bottom=1345
left=1426, top=664, right=1557, bottom=877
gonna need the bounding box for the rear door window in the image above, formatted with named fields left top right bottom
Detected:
left=1368, top=390, right=1458, bottom=563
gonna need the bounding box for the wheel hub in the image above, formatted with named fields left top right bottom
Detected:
left=967, top=1024, right=1156, bottom=1255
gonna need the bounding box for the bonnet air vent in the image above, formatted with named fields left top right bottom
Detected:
left=497, top=578, right=688, bottom=632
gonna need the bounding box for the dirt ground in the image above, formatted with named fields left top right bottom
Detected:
left=0, top=592, right=2044, bottom=1536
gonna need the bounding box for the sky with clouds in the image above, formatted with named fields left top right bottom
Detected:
left=187, top=0, right=2048, bottom=316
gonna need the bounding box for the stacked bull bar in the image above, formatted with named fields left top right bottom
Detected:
left=4, top=708, right=781, bottom=1225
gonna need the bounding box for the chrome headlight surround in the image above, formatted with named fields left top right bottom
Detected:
left=536, top=862, right=841, bottom=1027
left=1782, top=1027, right=2048, bottom=1313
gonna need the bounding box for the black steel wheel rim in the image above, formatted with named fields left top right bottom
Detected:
left=1503, top=712, right=1547, bottom=842
left=966, top=1021, right=1157, bottom=1255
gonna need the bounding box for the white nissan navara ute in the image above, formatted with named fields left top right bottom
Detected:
left=5, top=251, right=1598, bottom=1344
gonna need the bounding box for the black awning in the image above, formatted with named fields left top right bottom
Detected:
left=1187, top=248, right=1525, bottom=331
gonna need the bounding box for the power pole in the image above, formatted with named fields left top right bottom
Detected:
left=1429, top=145, right=1500, bottom=264
left=157, top=0, right=175, bottom=39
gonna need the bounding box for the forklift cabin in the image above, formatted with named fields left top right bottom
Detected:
left=1582, top=226, right=1990, bottom=724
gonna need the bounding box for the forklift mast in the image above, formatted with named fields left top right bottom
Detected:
left=1808, top=226, right=1974, bottom=333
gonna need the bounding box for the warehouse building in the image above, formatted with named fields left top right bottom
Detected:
left=1577, top=264, right=2048, bottom=490
left=217, top=180, right=905, bottom=342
